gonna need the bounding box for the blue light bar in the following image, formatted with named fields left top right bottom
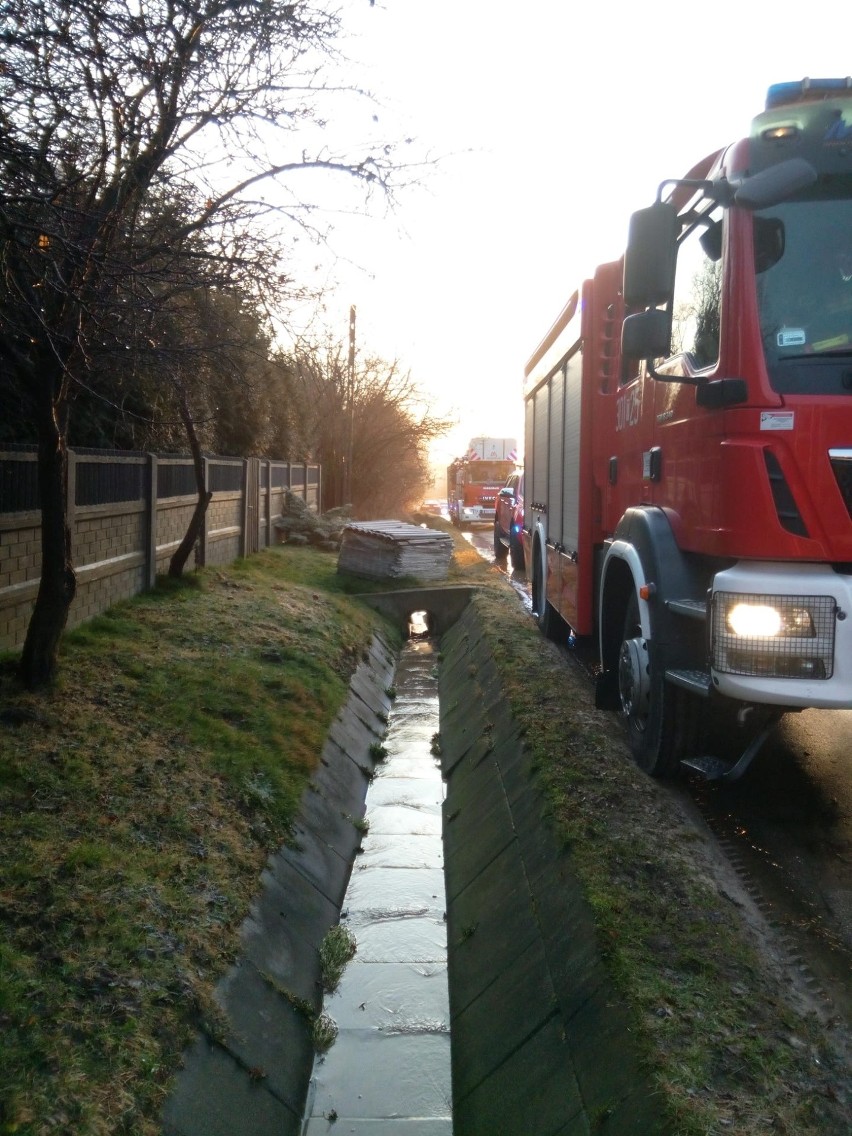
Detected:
left=766, top=77, right=852, bottom=110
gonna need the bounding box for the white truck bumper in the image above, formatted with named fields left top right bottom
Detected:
left=710, top=561, right=852, bottom=708
left=460, top=507, right=494, bottom=523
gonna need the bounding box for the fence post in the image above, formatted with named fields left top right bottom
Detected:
left=253, top=457, right=259, bottom=554
left=240, top=459, right=247, bottom=558
left=66, top=447, right=77, bottom=560
left=146, top=453, right=157, bottom=588
left=199, top=457, right=210, bottom=567
left=265, top=460, right=272, bottom=548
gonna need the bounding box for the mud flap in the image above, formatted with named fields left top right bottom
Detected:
left=595, top=668, right=621, bottom=711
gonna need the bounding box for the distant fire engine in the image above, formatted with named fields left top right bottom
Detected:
left=447, top=437, right=518, bottom=527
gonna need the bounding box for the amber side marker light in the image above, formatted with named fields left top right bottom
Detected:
left=761, top=125, right=800, bottom=142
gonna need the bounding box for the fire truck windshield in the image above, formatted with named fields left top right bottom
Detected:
left=755, top=181, right=852, bottom=394
left=469, top=462, right=508, bottom=482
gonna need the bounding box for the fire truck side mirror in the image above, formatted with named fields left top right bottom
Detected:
left=622, top=309, right=672, bottom=362
left=623, top=202, right=678, bottom=308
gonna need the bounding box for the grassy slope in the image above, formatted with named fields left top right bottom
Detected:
left=0, top=532, right=848, bottom=1134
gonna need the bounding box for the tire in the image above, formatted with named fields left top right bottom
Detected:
left=493, top=521, right=508, bottom=561
left=618, top=592, right=695, bottom=777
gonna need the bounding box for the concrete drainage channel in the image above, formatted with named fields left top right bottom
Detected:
left=300, top=633, right=452, bottom=1131
left=163, top=589, right=664, bottom=1136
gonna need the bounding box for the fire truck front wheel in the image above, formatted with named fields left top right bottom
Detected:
left=619, top=592, right=689, bottom=778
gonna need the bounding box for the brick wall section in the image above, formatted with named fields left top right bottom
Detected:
left=206, top=492, right=242, bottom=567
left=0, top=452, right=321, bottom=652
left=155, top=498, right=199, bottom=574
left=70, top=503, right=149, bottom=633
left=0, top=512, right=42, bottom=649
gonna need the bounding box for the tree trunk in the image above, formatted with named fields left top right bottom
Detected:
left=19, top=404, right=76, bottom=689
left=169, top=391, right=211, bottom=577
left=168, top=489, right=212, bottom=578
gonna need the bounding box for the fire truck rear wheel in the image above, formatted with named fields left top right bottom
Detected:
left=619, top=592, right=687, bottom=778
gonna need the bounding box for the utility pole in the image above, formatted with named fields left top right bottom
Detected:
left=345, top=304, right=356, bottom=505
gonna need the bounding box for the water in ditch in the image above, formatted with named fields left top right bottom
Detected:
left=301, top=635, right=452, bottom=1133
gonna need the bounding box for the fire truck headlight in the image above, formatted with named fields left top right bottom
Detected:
left=726, top=602, right=782, bottom=637
left=726, top=602, right=814, bottom=638
left=712, top=592, right=835, bottom=679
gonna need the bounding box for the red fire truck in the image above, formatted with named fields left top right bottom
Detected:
left=523, top=77, right=852, bottom=781
left=447, top=437, right=518, bottom=528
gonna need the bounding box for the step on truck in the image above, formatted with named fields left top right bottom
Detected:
left=447, top=436, right=518, bottom=528
left=523, top=77, right=852, bottom=781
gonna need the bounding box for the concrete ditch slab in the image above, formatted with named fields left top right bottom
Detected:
left=344, top=865, right=447, bottom=916
left=354, top=831, right=444, bottom=870
left=449, top=935, right=558, bottom=1100
left=446, top=843, right=541, bottom=1014
left=239, top=857, right=339, bottom=1006
left=442, top=759, right=515, bottom=903
left=365, top=776, right=445, bottom=814
left=213, top=962, right=315, bottom=1113
left=329, top=959, right=450, bottom=1031
left=451, top=1015, right=586, bottom=1136
left=296, top=777, right=367, bottom=864
left=346, top=913, right=448, bottom=965
left=303, top=1123, right=453, bottom=1135
left=305, top=1029, right=452, bottom=1120
left=272, top=817, right=352, bottom=909
left=161, top=1035, right=302, bottom=1136
left=365, top=802, right=443, bottom=837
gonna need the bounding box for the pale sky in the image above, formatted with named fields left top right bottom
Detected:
left=304, top=1, right=852, bottom=467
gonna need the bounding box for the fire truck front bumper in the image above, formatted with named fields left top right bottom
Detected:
left=710, top=561, right=852, bottom=708
left=460, top=506, right=495, bottom=523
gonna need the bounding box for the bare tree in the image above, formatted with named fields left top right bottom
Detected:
left=292, top=338, right=453, bottom=517
left=52, top=276, right=301, bottom=460
left=0, top=0, right=408, bottom=687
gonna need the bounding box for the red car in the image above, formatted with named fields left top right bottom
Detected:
left=493, top=471, right=525, bottom=569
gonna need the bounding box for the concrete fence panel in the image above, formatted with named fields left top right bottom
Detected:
left=0, top=447, right=320, bottom=652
